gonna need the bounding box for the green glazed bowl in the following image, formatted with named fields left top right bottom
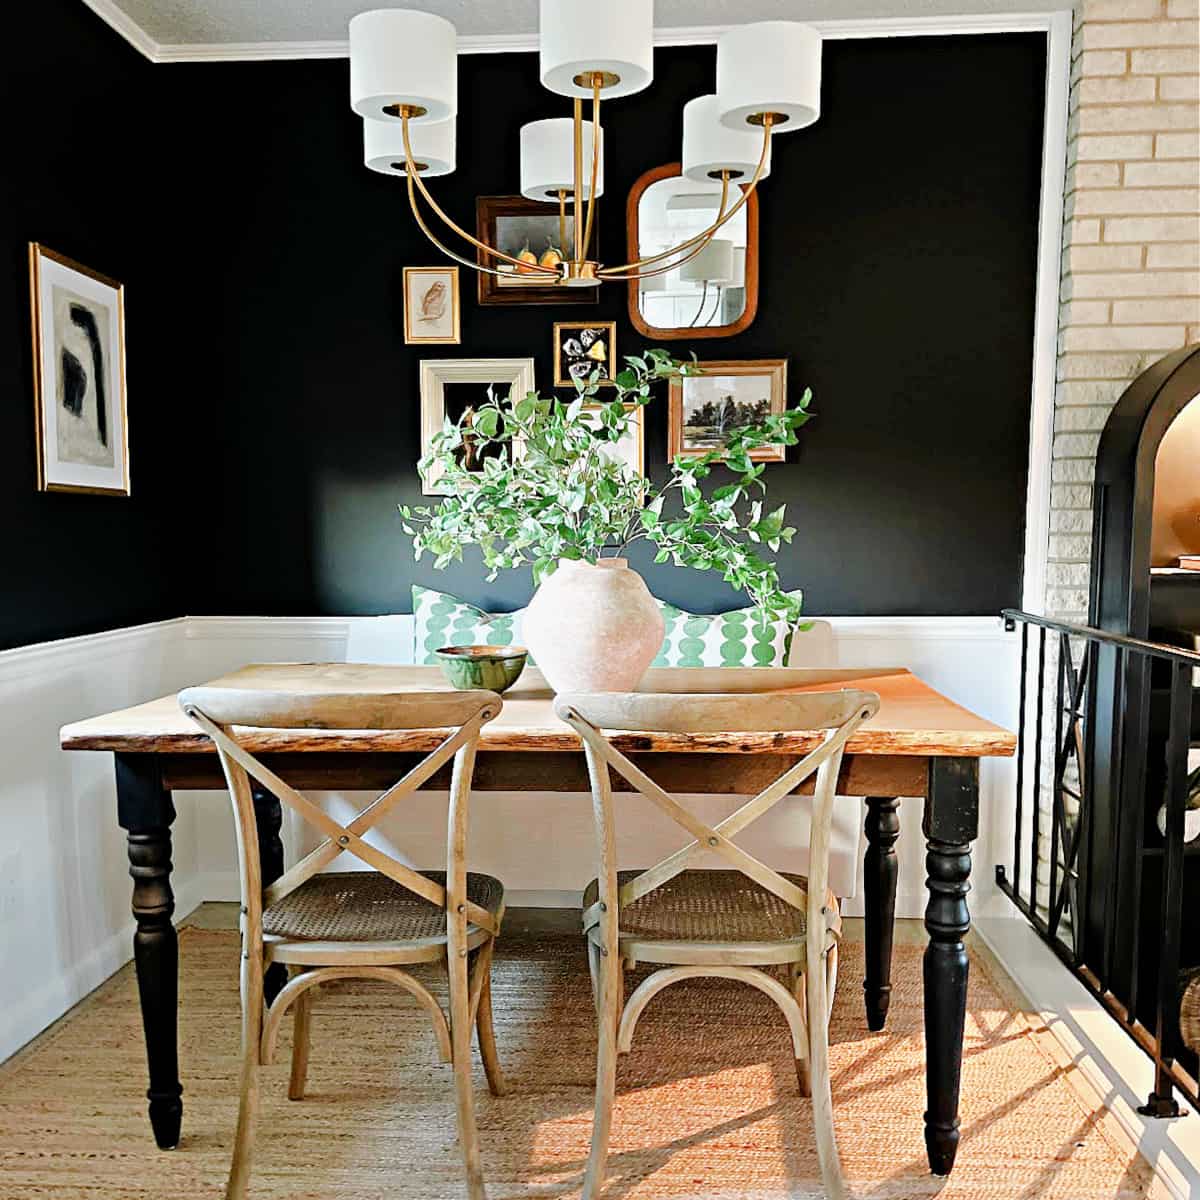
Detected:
left=434, top=645, right=528, bottom=694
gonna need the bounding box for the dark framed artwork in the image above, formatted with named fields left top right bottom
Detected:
left=475, top=195, right=596, bottom=306
left=553, top=321, right=617, bottom=388
left=29, top=243, right=130, bottom=495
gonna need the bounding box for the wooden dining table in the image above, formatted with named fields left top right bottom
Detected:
left=60, top=662, right=1015, bottom=1178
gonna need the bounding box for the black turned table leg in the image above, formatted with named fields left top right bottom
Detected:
left=863, top=796, right=901, bottom=1031
left=115, top=754, right=182, bottom=1150
left=249, top=781, right=289, bottom=1006
left=922, top=757, right=979, bottom=1176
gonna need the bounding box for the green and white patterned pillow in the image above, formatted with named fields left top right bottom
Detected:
left=412, top=585, right=529, bottom=665
left=651, top=593, right=804, bottom=668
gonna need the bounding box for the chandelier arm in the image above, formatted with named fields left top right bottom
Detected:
left=558, top=189, right=568, bottom=260
left=405, top=168, right=515, bottom=279
left=688, top=280, right=710, bottom=327
left=580, top=77, right=601, bottom=264
left=601, top=171, right=730, bottom=278
left=402, top=114, right=559, bottom=276
left=600, top=182, right=730, bottom=284
left=598, top=119, right=770, bottom=277
left=609, top=193, right=734, bottom=284
left=572, top=98, right=584, bottom=265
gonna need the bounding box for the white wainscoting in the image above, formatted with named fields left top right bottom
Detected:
left=0, top=619, right=204, bottom=1062
left=178, top=614, right=1020, bottom=919
left=3, top=611, right=1019, bottom=1062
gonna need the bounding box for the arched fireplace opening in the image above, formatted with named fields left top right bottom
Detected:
left=1086, top=345, right=1200, bottom=1105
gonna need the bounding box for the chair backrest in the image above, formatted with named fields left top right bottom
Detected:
left=554, top=688, right=880, bottom=952
left=179, top=686, right=502, bottom=952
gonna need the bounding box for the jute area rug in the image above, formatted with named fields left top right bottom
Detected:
left=0, top=928, right=1154, bottom=1199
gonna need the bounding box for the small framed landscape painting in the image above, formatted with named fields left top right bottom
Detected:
left=554, top=321, right=617, bottom=388
left=403, top=266, right=460, bottom=345
left=668, top=359, right=788, bottom=463
left=29, top=243, right=129, bottom=495
left=418, top=357, right=536, bottom=495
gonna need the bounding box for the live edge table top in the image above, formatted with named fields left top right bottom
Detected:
left=60, top=664, right=1015, bottom=759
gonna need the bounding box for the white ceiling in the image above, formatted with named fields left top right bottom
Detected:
left=86, top=0, right=1066, bottom=56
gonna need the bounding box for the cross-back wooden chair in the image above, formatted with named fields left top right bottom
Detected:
left=555, top=687, right=880, bottom=1200
left=179, top=685, right=507, bottom=1200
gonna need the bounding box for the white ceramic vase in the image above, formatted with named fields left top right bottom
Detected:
left=523, top=558, right=664, bottom=693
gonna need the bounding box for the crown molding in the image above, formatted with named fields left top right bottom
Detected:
left=82, top=8, right=1066, bottom=65
left=80, top=0, right=159, bottom=60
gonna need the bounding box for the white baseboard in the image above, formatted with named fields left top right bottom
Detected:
left=975, top=917, right=1199, bottom=1200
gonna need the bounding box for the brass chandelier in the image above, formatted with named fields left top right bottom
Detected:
left=349, top=4, right=823, bottom=289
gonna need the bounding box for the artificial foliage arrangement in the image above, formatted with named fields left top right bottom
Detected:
left=399, top=349, right=812, bottom=621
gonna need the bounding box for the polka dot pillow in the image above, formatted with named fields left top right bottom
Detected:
left=412, top=585, right=530, bottom=665
left=412, top=585, right=804, bottom=670
left=650, top=593, right=805, bottom=668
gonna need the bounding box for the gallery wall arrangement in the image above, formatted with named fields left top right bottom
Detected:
left=4, top=0, right=1047, bottom=649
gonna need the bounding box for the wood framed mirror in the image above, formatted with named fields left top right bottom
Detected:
left=626, top=163, right=759, bottom=340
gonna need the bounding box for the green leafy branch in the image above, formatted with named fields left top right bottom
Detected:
left=398, top=349, right=812, bottom=620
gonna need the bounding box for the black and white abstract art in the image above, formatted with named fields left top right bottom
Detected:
left=30, top=244, right=129, bottom=494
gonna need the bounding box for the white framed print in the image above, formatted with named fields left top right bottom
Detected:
left=29, top=243, right=129, bottom=495
left=418, top=357, right=536, bottom=495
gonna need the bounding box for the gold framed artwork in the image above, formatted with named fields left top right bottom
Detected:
left=29, top=243, right=129, bottom=496
left=554, top=321, right=617, bottom=388
left=418, top=357, right=536, bottom=495
left=403, top=266, right=460, bottom=344
left=667, top=359, right=788, bottom=463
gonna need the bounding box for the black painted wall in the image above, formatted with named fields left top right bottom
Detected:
left=163, top=34, right=1045, bottom=619
left=1, top=1, right=179, bottom=650
left=3, top=24, right=1046, bottom=648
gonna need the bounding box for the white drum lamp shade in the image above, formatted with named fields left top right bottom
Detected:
left=350, top=10, right=457, bottom=123
left=539, top=0, right=653, bottom=100
left=716, top=22, right=821, bottom=132
left=364, top=116, right=456, bottom=177
left=682, top=94, right=772, bottom=183
left=520, top=119, right=604, bottom=201
left=679, top=238, right=735, bottom=284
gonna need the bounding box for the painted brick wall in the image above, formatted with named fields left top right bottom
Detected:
left=1049, top=0, right=1199, bottom=620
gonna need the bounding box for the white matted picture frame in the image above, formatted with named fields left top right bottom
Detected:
left=403, top=266, right=460, bottom=345
left=29, top=243, right=129, bottom=495
left=419, top=357, right=536, bottom=495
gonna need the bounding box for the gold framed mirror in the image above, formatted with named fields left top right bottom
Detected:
left=625, top=162, right=759, bottom=341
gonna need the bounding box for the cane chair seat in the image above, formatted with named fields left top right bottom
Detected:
left=264, top=870, right=505, bottom=947
left=583, top=869, right=840, bottom=965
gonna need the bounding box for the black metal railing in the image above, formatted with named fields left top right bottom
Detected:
left=998, top=609, right=1200, bottom=1116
